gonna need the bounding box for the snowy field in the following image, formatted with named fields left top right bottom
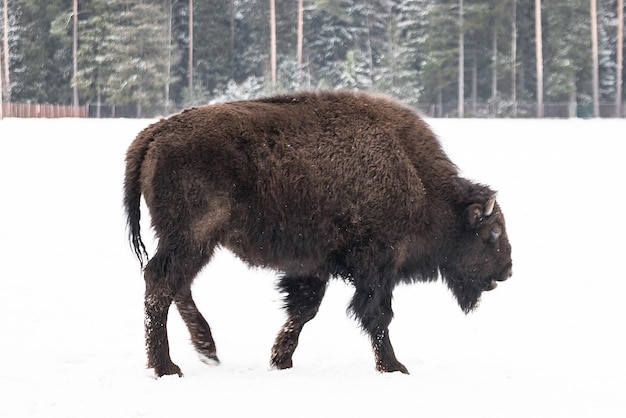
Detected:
left=0, top=115, right=624, bottom=417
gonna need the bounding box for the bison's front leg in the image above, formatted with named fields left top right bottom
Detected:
left=271, top=275, right=328, bottom=370
left=350, top=283, right=409, bottom=374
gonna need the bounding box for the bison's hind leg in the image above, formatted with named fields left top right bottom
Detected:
left=144, top=242, right=214, bottom=377
left=271, top=275, right=328, bottom=370
left=175, top=287, right=219, bottom=366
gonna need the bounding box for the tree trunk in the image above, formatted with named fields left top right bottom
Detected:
left=72, top=0, right=79, bottom=116
left=458, top=0, right=464, bottom=118
left=230, top=0, right=235, bottom=81
left=535, top=0, right=544, bottom=117
left=568, top=73, right=577, bottom=118
left=0, top=55, right=3, bottom=119
left=491, top=25, right=497, bottom=117
left=165, top=0, right=172, bottom=115
left=2, top=0, right=9, bottom=109
left=472, top=56, right=477, bottom=116
left=297, top=0, right=303, bottom=83
left=366, top=15, right=374, bottom=86
left=437, top=86, right=443, bottom=118
left=269, top=0, right=276, bottom=86
left=590, top=0, right=600, bottom=117
left=616, top=0, right=623, bottom=117
left=97, top=90, right=101, bottom=118
left=511, top=0, right=518, bottom=117
left=188, top=0, right=194, bottom=96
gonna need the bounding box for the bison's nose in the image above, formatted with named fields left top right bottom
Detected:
left=497, top=266, right=513, bottom=282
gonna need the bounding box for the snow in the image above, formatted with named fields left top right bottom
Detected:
left=0, top=116, right=624, bottom=417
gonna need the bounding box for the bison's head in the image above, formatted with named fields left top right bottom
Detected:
left=442, top=190, right=512, bottom=314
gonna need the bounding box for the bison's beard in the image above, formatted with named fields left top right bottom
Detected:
left=445, top=276, right=485, bottom=314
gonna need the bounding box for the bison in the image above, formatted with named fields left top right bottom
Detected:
left=124, top=90, right=512, bottom=377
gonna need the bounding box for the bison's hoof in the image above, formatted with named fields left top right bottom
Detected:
left=270, top=355, right=294, bottom=370
left=198, top=352, right=220, bottom=366
left=377, top=361, right=410, bottom=375
left=154, top=362, right=183, bottom=378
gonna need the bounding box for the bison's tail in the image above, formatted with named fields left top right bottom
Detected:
left=123, top=126, right=154, bottom=269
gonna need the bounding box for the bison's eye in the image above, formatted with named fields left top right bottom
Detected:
left=490, top=226, right=502, bottom=241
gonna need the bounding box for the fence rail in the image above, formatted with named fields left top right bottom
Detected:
left=1, top=102, right=88, bottom=118
left=415, top=101, right=626, bottom=118
left=1, top=100, right=625, bottom=119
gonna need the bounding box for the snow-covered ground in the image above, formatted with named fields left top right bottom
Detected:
left=0, top=116, right=624, bottom=417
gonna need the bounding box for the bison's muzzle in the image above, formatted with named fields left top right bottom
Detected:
left=487, top=265, right=513, bottom=291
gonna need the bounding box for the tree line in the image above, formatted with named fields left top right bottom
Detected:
left=1, top=0, right=624, bottom=118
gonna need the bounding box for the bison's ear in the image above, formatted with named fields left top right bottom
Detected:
left=466, top=203, right=484, bottom=228
left=466, top=195, right=497, bottom=228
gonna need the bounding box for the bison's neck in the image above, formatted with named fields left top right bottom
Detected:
left=399, top=173, right=469, bottom=279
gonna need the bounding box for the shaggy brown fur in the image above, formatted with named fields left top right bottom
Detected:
left=124, top=90, right=512, bottom=377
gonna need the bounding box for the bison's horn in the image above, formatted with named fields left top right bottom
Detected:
left=484, top=195, right=496, bottom=217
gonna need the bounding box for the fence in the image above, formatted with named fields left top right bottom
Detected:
left=415, top=101, right=625, bottom=118
left=1, top=100, right=625, bottom=119
left=1, top=102, right=88, bottom=118
left=1, top=102, right=160, bottom=118
left=86, top=103, right=162, bottom=118
left=1, top=102, right=168, bottom=118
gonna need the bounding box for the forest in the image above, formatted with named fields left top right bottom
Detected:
left=0, top=0, right=624, bottom=117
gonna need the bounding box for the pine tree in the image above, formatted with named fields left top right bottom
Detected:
left=1, top=0, right=624, bottom=116
left=380, top=0, right=429, bottom=106
left=192, top=0, right=236, bottom=98
left=104, top=1, right=177, bottom=116
left=12, top=0, right=72, bottom=103
left=232, top=0, right=271, bottom=87
left=591, top=0, right=600, bottom=116
left=535, top=0, right=544, bottom=117
left=543, top=0, right=591, bottom=116
left=421, top=1, right=459, bottom=115
left=74, top=0, right=115, bottom=106
left=515, top=0, right=539, bottom=107
left=1, top=0, right=11, bottom=104
left=597, top=0, right=620, bottom=103
left=617, top=0, right=624, bottom=116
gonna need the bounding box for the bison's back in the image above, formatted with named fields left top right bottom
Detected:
left=140, top=91, right=456, bottom=275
